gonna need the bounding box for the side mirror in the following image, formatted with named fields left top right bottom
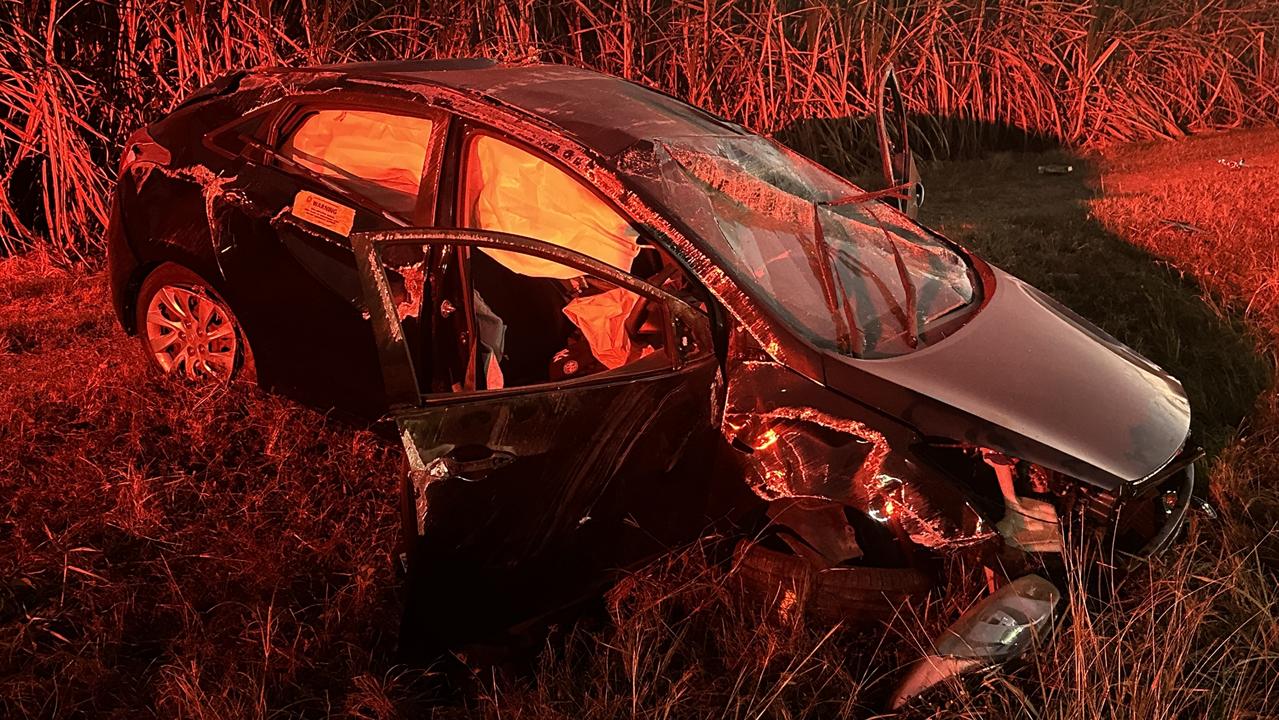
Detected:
left=875, top=66, right=924, bottom=219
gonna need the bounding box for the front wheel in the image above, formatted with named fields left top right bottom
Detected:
left=135, top=263, right=253, bottom=384
left=734, top=539, right=935, bottom=623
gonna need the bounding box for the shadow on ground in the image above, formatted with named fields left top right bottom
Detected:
left=920, top=150, right=1269, bottom=457
left=778, top=114, right=1061, bottom=180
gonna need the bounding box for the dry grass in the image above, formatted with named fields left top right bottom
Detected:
left=3, top=1, right=1279, bottom=715
left=2, top=0, right=1278, bottom=262
left=0, top=258, right=427, bottom=717
left=4, top=124, right=1278, bottom=717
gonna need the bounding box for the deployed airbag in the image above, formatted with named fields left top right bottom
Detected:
left=561, top=288, right=644, bottom=369
left=462, top=135, right=641, bottom=279
left=282, top=109, right=433, bottom=215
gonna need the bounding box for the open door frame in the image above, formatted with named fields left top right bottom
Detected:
left=351, top=227, right=713, bottom=408
left=352, top=227, right=726, bottom=647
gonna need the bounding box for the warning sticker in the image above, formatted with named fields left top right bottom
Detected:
left=291, top=190, right=355, bottom=236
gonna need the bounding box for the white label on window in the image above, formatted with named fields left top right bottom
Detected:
left=291, top=190, right=355, bottom=237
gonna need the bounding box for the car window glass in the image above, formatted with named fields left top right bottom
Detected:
left=465, top=247, right=669, bottom=391
left=206, top=112, right=268, bottom=157
left=460, top=134, right=641, bottom=278
left=643, top=137, right=975, bottom=358
left=281, top=109, right=434, bottom=215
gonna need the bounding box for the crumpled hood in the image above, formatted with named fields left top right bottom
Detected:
left=824, top=267, right=1191, bottom=490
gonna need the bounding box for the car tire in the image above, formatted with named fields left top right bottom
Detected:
left=734, top=539, right=934, bottom=623
left=135, top=263, right=254, bottom=384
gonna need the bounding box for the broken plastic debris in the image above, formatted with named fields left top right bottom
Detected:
left=766, top=497, right=863, bottom=567
left=935, top=575, right=1060, bottom=658
left=890, top=574, right=1061, bottom=709
left=983, top=450, right=1062, bottom=553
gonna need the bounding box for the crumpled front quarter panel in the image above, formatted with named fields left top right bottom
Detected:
left=720, top=332, right=993, bottom=551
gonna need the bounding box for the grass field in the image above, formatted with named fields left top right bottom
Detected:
left=2, top=128, right=1277, bottom=717
left=4, top=0, right=1277, bottom=262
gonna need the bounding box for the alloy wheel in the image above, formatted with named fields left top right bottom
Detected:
left=144, top=284, right=239, bottom=381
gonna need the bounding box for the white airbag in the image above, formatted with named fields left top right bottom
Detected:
left=462, top=135, right=640, bottom=279
left=282, top=109, right=433, bottom=215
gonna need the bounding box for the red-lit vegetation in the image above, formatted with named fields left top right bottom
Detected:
left=4, top=128, right=1278, bottom=718
left=2, top=1, right=1277, bottom=262
left=3, top=1, right=1279, bottom=717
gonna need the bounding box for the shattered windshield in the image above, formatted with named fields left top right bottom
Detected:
left=634, top=136, right=977, bottom=358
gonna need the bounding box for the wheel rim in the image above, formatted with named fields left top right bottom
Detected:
left=144, top=284, right=239, bottom=381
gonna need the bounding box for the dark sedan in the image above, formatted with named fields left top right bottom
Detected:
left=107, top=59, right=1204, bottom=700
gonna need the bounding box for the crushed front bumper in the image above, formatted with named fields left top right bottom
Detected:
left=1077, top=443, right=1203, bottom=561
left=1133, top=462, right=1197, bottom=557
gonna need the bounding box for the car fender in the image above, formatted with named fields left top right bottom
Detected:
left=719, top=328, right=995, bottom=553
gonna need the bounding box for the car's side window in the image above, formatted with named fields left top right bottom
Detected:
left=280, top=109, right=435, bottom=216
left=459, top=132, right=642, bottom=276
left=464, top=246, right=670, bottom=392
left=204, top=111, right=270, bottom=159
left=457, top=130, right=712, bottom=318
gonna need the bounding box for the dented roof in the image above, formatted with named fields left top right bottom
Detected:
left=257, top=60, right=750, bottom=156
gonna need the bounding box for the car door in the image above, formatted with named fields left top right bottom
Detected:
left=354, top=229, right=723, bottom=640
left=876, top=65, right=924, bottom=219
left=207, top=99, right=447, bottom=417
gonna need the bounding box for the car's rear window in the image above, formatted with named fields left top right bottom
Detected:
left=281, top=109, right=434, bottom=215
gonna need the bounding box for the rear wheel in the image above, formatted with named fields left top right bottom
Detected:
left=135, top=263, right=253, bottom=384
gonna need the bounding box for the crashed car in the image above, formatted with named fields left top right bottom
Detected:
left=108, top=59, right=1203, bottom=694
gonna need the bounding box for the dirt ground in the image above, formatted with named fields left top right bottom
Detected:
left=2, top=128, right=1278, bottom=718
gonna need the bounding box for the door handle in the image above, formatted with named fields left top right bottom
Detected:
left=443, top=445, right=515, bottom=480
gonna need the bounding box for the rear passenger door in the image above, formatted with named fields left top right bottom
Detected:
left=355, top=230, right=722, bottom=640
left=210, top=99, right=447, bottom=416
